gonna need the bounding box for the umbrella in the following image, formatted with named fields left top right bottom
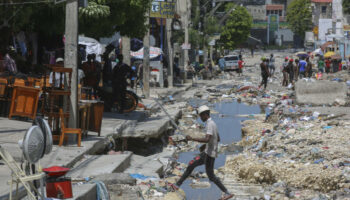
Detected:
left=324, top=51, right=335, bottom=58
left=312, top=48, right=323, bottom=56
left=295, top=51, right=308, bottom=58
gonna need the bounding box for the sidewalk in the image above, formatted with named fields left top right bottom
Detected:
left=0, top=83, right=191, bottom=199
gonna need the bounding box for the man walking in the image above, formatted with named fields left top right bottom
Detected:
left=282, top=57, right=289, bottom=86
left=269, top=54, right=275, bottom=76
left=259, top=57, right=270, bottom=90
left=173, top=105, right=234, bottom=200
left=287, top=59, right=295, bottom=85
left=306, top=57, right=313, bottom=78
left=112, top=54, right=132, bottom=113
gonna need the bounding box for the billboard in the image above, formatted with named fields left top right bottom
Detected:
left=318, top=19, right=332, bottom=41
left=150, top=1, right=176, bottom=18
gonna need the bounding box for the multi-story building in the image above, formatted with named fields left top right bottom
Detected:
left=311, top=0, right=332, bottom=26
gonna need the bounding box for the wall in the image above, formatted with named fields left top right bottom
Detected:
left=312, top=2, right=332, bottom=26
left=246, top=5, right=266, bottom=20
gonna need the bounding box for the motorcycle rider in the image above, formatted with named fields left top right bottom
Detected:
left=112, top=54, right=133, bottom=113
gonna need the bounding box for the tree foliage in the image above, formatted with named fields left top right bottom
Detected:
left=79, top=0, right=152, bottom=38
left=219, top=4, right=252, bottom=50
left=286, top=0, right=312, bottom=38
left=343, top=0, right=350, bottom=14
left=0, top=0, right=152, bottom=40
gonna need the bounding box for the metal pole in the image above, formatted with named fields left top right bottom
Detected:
left=65, top=0, right=78, bottom=128
left=166, top=18, right=173, bottom=87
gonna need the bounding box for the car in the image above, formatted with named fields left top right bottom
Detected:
left=224, top=55, right=239, bottom=71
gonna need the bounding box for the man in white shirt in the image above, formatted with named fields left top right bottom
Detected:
left=173, top=105, right=234, bottom=200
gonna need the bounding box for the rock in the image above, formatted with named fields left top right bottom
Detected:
left=295, top=80, right=347, bottom=105
left=93, top=173, right=136, bottom=186
left=287, top=129, right=296, bottom=134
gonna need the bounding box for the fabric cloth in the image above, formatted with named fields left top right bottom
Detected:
left=282, top=61, right=289, bottom=73
left=4, top=54, right=17, bottom=74
left=218, top=58, right=225, bottom=71
left=49, top=72, right=65, bottom=88
left=299, top=60, right=307, bottom=72
left=176, top=152, right=228, bottom=193
left=205, top=118, right=219, bottom=158
left=238, top=60, right=243, bottom=69
left=318, top=60, right=324, bottom=69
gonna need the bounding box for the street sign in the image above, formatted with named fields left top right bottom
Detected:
left=181, top=43, right=191, bottom=50
left=150, top=1, right=176, bottom=18
left=267, top=14, right=279, bottom=45
left=208, top=39, right=215, bottom=46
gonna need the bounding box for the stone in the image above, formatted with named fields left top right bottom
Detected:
left=295, top=80, right=347, bottom=105
left=93, top=173, right=136, bottom=186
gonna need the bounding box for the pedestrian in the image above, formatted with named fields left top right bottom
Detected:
left=269, top=54, right=275, bottom=76
left=332, top=58, right=338, bottom=73
left=288, top=58, right=294, bottom=84
left=294, top=59, right=299, bottom=81
left=259, top=57, right=270, bottom=90
left=282, top=57, right=289, bottom=86
left=325, top=58, right=331, bottom=74
left=82, top=54, right=101, bottom=99
left=112, top=54, right=132, bottom=114
left=298, top=57, right=307, bottom=79
left=238, top=57, right=244, bottom=76
left=251, top=48, right=254, bottom=57
left=306, top=57, right=312, bottom=78
left=130, top=62, right=138, bottom=90
left=218, top=56, right=225, bottom=71
left=173, top=105, right=234, bottom=200
left=318, top=57, right=325, bottom=73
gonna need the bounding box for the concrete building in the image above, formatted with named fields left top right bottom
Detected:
left=266, top=4, right=285, bottom=21
left=246, top=5, right=266, bottom=20
left=311, top=0, right=332, bottom=26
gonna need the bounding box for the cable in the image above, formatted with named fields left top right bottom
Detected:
left=0, top=0, right=53, bottom=6
left=92, top=181, right=109, bottom=200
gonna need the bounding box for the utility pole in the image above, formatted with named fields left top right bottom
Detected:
left=166, top=18, right=173, bottom=88
left=65, top=0, right=78, bottom=128
left=143, top=16, right=150, bottom=98
left=183, top=0, right=190, bottom=82
left=122, top=37, right=131, bottom=65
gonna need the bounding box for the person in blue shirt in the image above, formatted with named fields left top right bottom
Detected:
left=218, top=57, right=225, bottom=71
left=299, top=57, right=307, bottom=79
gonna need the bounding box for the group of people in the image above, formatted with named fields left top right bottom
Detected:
left=280, top=56, right=313, bottom=87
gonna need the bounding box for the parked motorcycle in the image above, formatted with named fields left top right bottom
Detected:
left=98, top=84, right=139, bottom=113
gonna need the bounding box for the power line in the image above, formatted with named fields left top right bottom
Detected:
left=0, top=0, right=53, bottom=6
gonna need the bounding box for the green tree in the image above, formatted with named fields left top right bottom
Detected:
left=79, top=0, right=152, bottom=38
left=286, top=0, right=312, bottom=39
left=219, top=4, right=252, bottom=50
left=343, top=0, right=350, bottom=14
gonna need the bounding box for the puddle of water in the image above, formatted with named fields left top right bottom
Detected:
left=178, top=100, right=262, bottom=200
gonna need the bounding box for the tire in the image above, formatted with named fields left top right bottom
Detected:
left=114, top=90, right=138, bottom=113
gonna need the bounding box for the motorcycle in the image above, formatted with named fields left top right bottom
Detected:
left=98, top=83, right=139, bottom=113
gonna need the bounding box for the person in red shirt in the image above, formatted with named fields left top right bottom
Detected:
left=325, top=58, right=331, bottom=74
left=238, top=58, right=244, bottom=76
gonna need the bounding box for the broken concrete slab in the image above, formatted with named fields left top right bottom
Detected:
left=68, top=183, right=97, bottom=200
left=124, top=154, right=164, bottom=178
left=67, top=152, right=132, bottom=178
left=295, top=80, right=347, bottom=105
left=93, top=173, right=136, bottom=186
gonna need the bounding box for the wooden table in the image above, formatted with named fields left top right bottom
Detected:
left=79, top=100, right=104, bottom=136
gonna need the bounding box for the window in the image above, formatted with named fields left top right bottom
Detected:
left=322, top=6, right=327, bottom=13
left=279, top=10, right=282, bottom=16
left=267, top=10, right=270, bottom=16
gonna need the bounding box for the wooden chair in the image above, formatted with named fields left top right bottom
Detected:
left=59, top=109, right=82, bottom=147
